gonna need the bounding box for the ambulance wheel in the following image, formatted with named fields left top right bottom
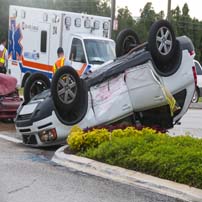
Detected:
left=24, top=73, right=50, bottom=104
left=51, top=66, right=88, bottom=118
left=116, top=28, right=140, bottom=57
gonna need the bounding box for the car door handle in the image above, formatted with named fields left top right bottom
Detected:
left=154, top=96, right=164, bottom=101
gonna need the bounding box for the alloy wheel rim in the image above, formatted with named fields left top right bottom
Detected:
left=192, top=91, right=198, bottom=103
left=156, top=26, right=172, bottom=55
left=57, top=74, right=77, bottom=104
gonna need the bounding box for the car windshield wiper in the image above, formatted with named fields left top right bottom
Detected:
left=90, top=60, right=105, bottom=64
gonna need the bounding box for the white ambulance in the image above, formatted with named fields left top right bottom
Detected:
left=8, top=5, right=116, bottom=86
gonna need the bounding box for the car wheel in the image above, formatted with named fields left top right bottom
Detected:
left=192, top=90, right=199, bottom=103
left=116, top=28, right=140, bottom=57
left=55, top=79, right=88, bottom=125
left=51, top=66, right=81, bottom=112
left=148, top=20, right=177, bottom=65
left=24, top=73, right=50, bottom=104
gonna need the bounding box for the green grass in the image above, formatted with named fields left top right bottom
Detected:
left=78, top=133, right=202, bottom=189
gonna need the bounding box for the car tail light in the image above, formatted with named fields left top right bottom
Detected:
left=192, top=66, right=197, bottom=86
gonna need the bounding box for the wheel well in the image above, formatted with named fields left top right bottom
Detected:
left=196, top=86, right=200, bottom=93
left=138, top=105, right=173, bottom=129
left=21, top=72, right=31, bottom=88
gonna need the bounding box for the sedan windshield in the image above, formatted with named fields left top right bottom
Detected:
left=84, top=39, right=116, bottom=65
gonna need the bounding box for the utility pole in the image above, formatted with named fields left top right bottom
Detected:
left=110, top=0, right=116, bottom=38
left=167, top=0, right=171, bottom=21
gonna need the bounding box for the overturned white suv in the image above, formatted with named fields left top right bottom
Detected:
left=15, top=20, right=196, bottom=146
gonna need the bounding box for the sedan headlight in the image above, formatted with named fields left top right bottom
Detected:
left=39, top=128, right=57, bottom=142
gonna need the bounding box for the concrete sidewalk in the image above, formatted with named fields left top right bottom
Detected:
left=52, top=145, right=202, bottom=202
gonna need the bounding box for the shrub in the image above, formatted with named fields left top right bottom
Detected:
left=67, top=125, right=161, bottom=152
left=67, top=126, right=202, bottom=188
left=81, top=133, right=202, bottom=189
left=67, top=126, right=111, bottom=152
left=67, top=125, right=84, bottom=152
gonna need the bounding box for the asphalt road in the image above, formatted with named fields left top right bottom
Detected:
left=169, top=108, right=202, bottom=137
left=0, top=128, right=182, bottom=202
left=0, top=107, right=201, bottom=202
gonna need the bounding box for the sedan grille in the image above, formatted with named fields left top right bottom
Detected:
left=17, top=113, right=32, bottom=121
left=22, top=134, right=37, bottom=145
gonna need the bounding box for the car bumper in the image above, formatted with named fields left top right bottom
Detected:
left=16, top=110, right=70, bottom=147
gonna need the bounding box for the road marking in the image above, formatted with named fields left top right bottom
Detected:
left=0, top=134, right=22, bottom=144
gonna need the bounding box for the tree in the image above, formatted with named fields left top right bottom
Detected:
left=170, top=3, right=202, bottom=62
left=171, top=6, right=181, bottom=35
left=97, top=0, right=110, bottom=17
left=182, top=3, right=189, bottom=16
left=52, top=0, right=99, bottom=14
left=134, top=2, right=164, bottom=42
left=116, top=6, right=135, bottom=32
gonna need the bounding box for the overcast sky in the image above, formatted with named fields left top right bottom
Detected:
left=116, top=0, right=201, bottom=20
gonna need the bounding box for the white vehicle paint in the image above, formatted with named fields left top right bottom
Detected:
left=192, top=60, right=202, bottom=103
left=15, top=55, right=195, bottom=146
left=15, top=20, right=196, bottom=147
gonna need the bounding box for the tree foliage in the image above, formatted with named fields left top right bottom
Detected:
left=117, top=6, right=134, bottom=31
left=134, top=3, right=165, bottom=41
left=98, top=0, right=111, bottom=17
left=114, top=2, right=202, bottom=62
left=170, top=3, right=202, bottom=61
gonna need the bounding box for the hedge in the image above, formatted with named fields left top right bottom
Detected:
left=67, top=125, right=202, bottom=189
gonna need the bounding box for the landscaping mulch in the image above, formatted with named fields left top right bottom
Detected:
left=0, top=120, right=16, bottom=132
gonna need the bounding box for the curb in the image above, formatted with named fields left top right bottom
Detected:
left=52, top=145, right=202, bottom=202
left=189, top=103, right=202, bottom=109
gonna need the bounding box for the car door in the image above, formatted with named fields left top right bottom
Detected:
left=125, top=61, right=167, bottom=111
left=90, top=74, right=133, bottom=125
